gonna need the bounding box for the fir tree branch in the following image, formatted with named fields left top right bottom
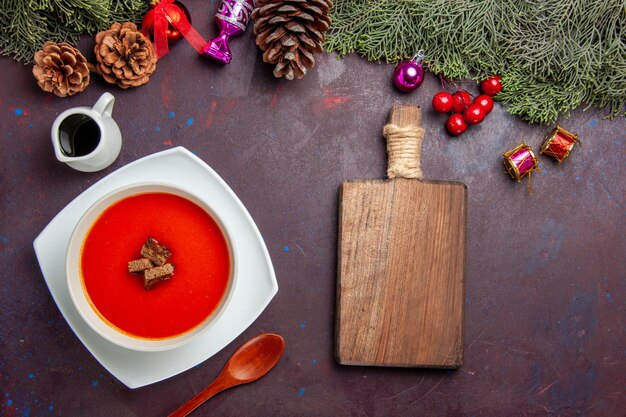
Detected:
left=0, top=0, right=149, bottom=63
left=324, top=0, right=626, bottom=124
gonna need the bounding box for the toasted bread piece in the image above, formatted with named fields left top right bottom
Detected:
left=128, top=258, right=153, bottom=273
left=143, top=263, right=175, bottom=289
left=140, top=237, right=171, bottom=266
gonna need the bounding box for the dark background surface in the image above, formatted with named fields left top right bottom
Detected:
left=1, top=2, right=624, bottom=416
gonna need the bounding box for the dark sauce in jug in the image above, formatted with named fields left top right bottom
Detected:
left=58, top=114, right=101, bottom=157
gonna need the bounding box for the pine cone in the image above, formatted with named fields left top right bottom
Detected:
left=94, top=22, right=157, bottom=89
left=32, top=42, right=90, bottom=97
left=252, top=0, right=333, bottom=80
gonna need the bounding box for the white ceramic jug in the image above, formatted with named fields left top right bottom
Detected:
left=51, top=92, right=122, bottom=172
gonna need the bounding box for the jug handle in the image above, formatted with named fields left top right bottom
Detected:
left=92, top=92, right=115, bottom=117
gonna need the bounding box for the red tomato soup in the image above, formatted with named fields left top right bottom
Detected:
left=80, top=192, right=231, bottom=339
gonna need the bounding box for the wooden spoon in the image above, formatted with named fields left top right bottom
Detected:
left=168, top=333, right=285, bottom=417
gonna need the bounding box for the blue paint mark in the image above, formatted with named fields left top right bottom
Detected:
left=299, top=321, right=306, bottom=329
left=4, top=393, right=8, bottom=397
left=311, top=359, right=317, bottom=365
left=6, top=399, right=13, bottom=406
left=27, top=373, right=34, bottom=379
left=526, top=219, right=565, bottom=274
left=283, top=246, right=290, bottom=252
left=607, top=293, right=613, bottom=302
left=187, top=117, right=194, bottom=126
left=168, top=111, right=175, bottom=118
left=550, top=367, right=597, bottom=408
left=22, top=405, right=31, bottom=417
left=561, top=292, right=598, bottom=348
left=587, top=119, right=598, bottom=127
left=528, top=362, right=543, bottom=404
left=28, top=123, right=33, bottom=128
left=15, top=108, right=23, bottom=116
left=0, top=236, right=8, bottom=244
left=91, top=379, right=99, bottom=387
left=49, top=405, right=54, bottom=410
left=297, top=388, right=306, bottom=395
left=155, top=126, right=161, bottom=132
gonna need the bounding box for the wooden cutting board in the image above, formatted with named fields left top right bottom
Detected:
left=335, top=105, right=466, bottom=368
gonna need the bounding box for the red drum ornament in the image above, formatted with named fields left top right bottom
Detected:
left=540, top=125, right=579, bottom=163
left=503, top=142, right=539, bottom=181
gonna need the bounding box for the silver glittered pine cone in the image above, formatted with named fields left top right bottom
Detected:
left=32, top=42, right=90, bottom=97
left=93, top=22, right=157, bottom=89
left=252, top=0, right=333, bottom=80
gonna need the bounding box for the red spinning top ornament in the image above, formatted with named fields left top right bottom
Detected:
left=141, top=0, right=207, bottom=58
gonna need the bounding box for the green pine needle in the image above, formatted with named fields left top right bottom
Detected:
left=0, top=0, right=149, bottom=64
left=324, top=0, right=626, bottom=124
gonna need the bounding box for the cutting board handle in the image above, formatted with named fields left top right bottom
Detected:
left=383, top=105, right=424, bottom=180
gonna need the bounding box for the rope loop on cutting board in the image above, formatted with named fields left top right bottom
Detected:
left=383, top=123, right=424, bottom=180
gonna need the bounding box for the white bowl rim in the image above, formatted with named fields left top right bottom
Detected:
left=65, top=181, right=237, bottom=352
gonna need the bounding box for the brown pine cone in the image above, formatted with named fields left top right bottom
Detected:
left=252, top=0, right=333, bottom=80
left=94, top=22, right=157, bottom=89
left=32, top=42, right=90, bottom=97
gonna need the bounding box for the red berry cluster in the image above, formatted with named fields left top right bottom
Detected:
left=432, top=75, right=502, bottom=137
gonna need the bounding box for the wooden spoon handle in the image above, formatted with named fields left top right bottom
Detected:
left=168, top=377, right=235, bottom=417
